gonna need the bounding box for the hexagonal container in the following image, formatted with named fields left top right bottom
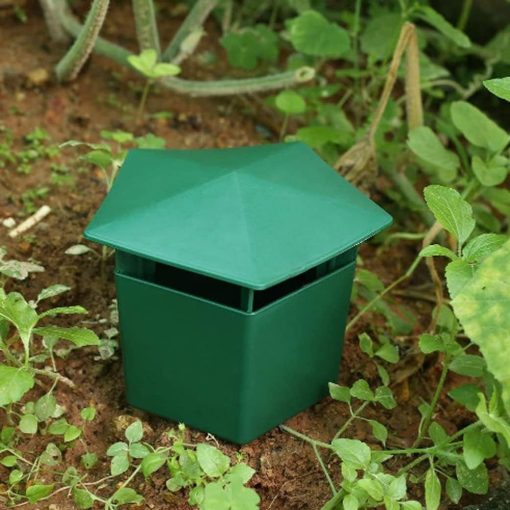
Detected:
left=84, top=142, right=391, bottom=444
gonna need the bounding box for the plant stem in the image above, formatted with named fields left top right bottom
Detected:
left=54, top=8, right=315, bottom=96
left=457, top=0, right=473, bottom=31
left=347, top=254, right=422, bottom=332
left=279, top=114, right=289, bottom=141
left=39, top=0, right=69, bottom=41
left=352, top=0, right=362, bottom=126
left=413, top=359, right=449, bottom=447
left=33, top=368, right=76, bottom=388
left=55, top=0, right=110, bottom=82
left=136, top=80, right=152, bottom=124
left=105, top=464, right=142, bottom=505
left=332, top=401, right=370, bottom=441
left=312, top=443, right=337, bottom=496
left=132, top=0, right=160, bottom=54
left=280, top=425, right=332, bottom=450
left=162, top=0, right=218, bottom=62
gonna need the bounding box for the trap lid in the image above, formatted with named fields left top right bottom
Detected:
left=84, top=143, right=392, bottom=290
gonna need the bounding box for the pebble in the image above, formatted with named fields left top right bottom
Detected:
left=25, top=67, right=50, bottom=87
left=2, top=217, right=15, bottom=228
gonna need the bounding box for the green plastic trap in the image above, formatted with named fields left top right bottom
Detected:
left=85, top=142, right=392, bottom=444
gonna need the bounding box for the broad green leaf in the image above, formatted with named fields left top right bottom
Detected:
left=328, top=382, right=351, bottom=403
left=387, top=475, right=407, bottom=501
left=331, top=438, right=371, bottom=468
left=0, top=365, right=34, bottom=405
left=374, top=386, right=397, bottom=409
left=19, top=413, right=38, bottom=434
left=424, top=185, right=475, bottom=246
left=456, top=460, right=489, bottom=495
left=37, top=284, right=70, bottom=302
left=221, top=25, right=278, bottom=70
left=450, top=101, right=509, bottom=153
left=462, top=234, right=507, bottom=264
left=141, top=452, right=167, bottom=477
left=424, top=184, right=475, bottom=248
left=449, top=354, right=485, bottom=377
left=472, top=155, right=507, bottom=187
left=224, top=480, right=261, bottom=510
left=0, top=292, right=38, bottom=351
left=429, top=422, right=448, bottom=446
left=0, top=455, right=17, bottom=467
left=135, top=133, right=166, bottom=149
left=358, top=332, right=374, bottom=357
left=424, top=468, right=441, bottom=510
left=368, top=419, right=388, bottom=445
left=445, top=260, right=475, bottom=298
left=110, top=451, right=130, bottom=476
left=419, top=244, right=457, bottom=260
left=38, top=306, right=87, bottom=319
left=202, top=481, right=229, bottom=510
left=295, top=125, right=350, bottom=148
left=463, top=428, right=496, bottom=469
left=64, top=424, right=81, bottom=442
left=448, top=384, right=481, bottom=412
left=82, top=150, right=112, bottom=170
left=446, top=477, right=462, bottom=504
left=26, top=484, right=54, bottom=503
left=226, top=463, right=256, bottom=484
left=80, top=406, right=96, bottom=422
left=407, top=126, right=459, bottom=182
left=419, top=334, right=444, bottom=354
left=356, top=269, right=384, bottom=292
left=196, top=443, right=230, bottom=477
left=127, top=48, right=157, bottom=76
left=358, top=478, right=384, bottom=501
left=112, top=487, right=144, bottom=505
left=100, top=130, right=134, bottom=144
left=125, top=420, right=143, bottom=443
left=414, top=6, right=470, bottom=48
left=35, top=394, right=57, bottom=421
left=484, top=77, right=510, bottom=102
left=475, top=393, right=510, bottom=447
left=275, top=90, right=306, bottom=115
left=106, top=441, right=128, bottom=456
left=375, top=343, right=399, bottom=364
left=81, top=452, right=98, bottom=469
left=73, top=487, right=94, bottom=509
left=48, top=418, right=69, bottom=435
left=287, top=10, right=350, bottom=58
left=342, top=493, right=359, bottom=510
left=452, top=240, right=510, bottom=413
left=9, top=469, right=23, bottom=485
left=152, top=62, right=180, bottom=79
left=33, top=326, right=99, bottom=347
left=361, top=12, right=402, bottom=61
left=401, top=502, right=422, bottom=510
left=350, top=379, right=374, bottom=401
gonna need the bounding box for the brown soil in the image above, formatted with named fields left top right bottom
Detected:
left=0, top=2, right=496, bottom=509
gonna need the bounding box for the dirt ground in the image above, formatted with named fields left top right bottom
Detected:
left=0, top=2, right=498, bottom=509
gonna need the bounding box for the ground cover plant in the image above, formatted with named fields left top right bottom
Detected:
left=1, top=0, right=510, bottom=508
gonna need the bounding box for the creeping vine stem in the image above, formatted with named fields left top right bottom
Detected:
left=55, top=0, right=110, bottom=82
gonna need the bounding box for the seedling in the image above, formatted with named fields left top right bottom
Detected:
left=127, top=49, right=180, bottom=123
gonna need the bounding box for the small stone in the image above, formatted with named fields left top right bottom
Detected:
left=2, top=217, right=15, bottom=228
left=26, top=68, right=50, bottom=87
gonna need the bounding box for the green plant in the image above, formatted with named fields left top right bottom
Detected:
left=40, top=0, right=315, bottom=96
left=127, top=49, right=180, bottom=122
left=282, top=183, right=510, bottom=509
left=0, top=253, right=260, bottom=508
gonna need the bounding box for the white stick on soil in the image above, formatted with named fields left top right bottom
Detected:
left=8, top=205, right=51, bottom=238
